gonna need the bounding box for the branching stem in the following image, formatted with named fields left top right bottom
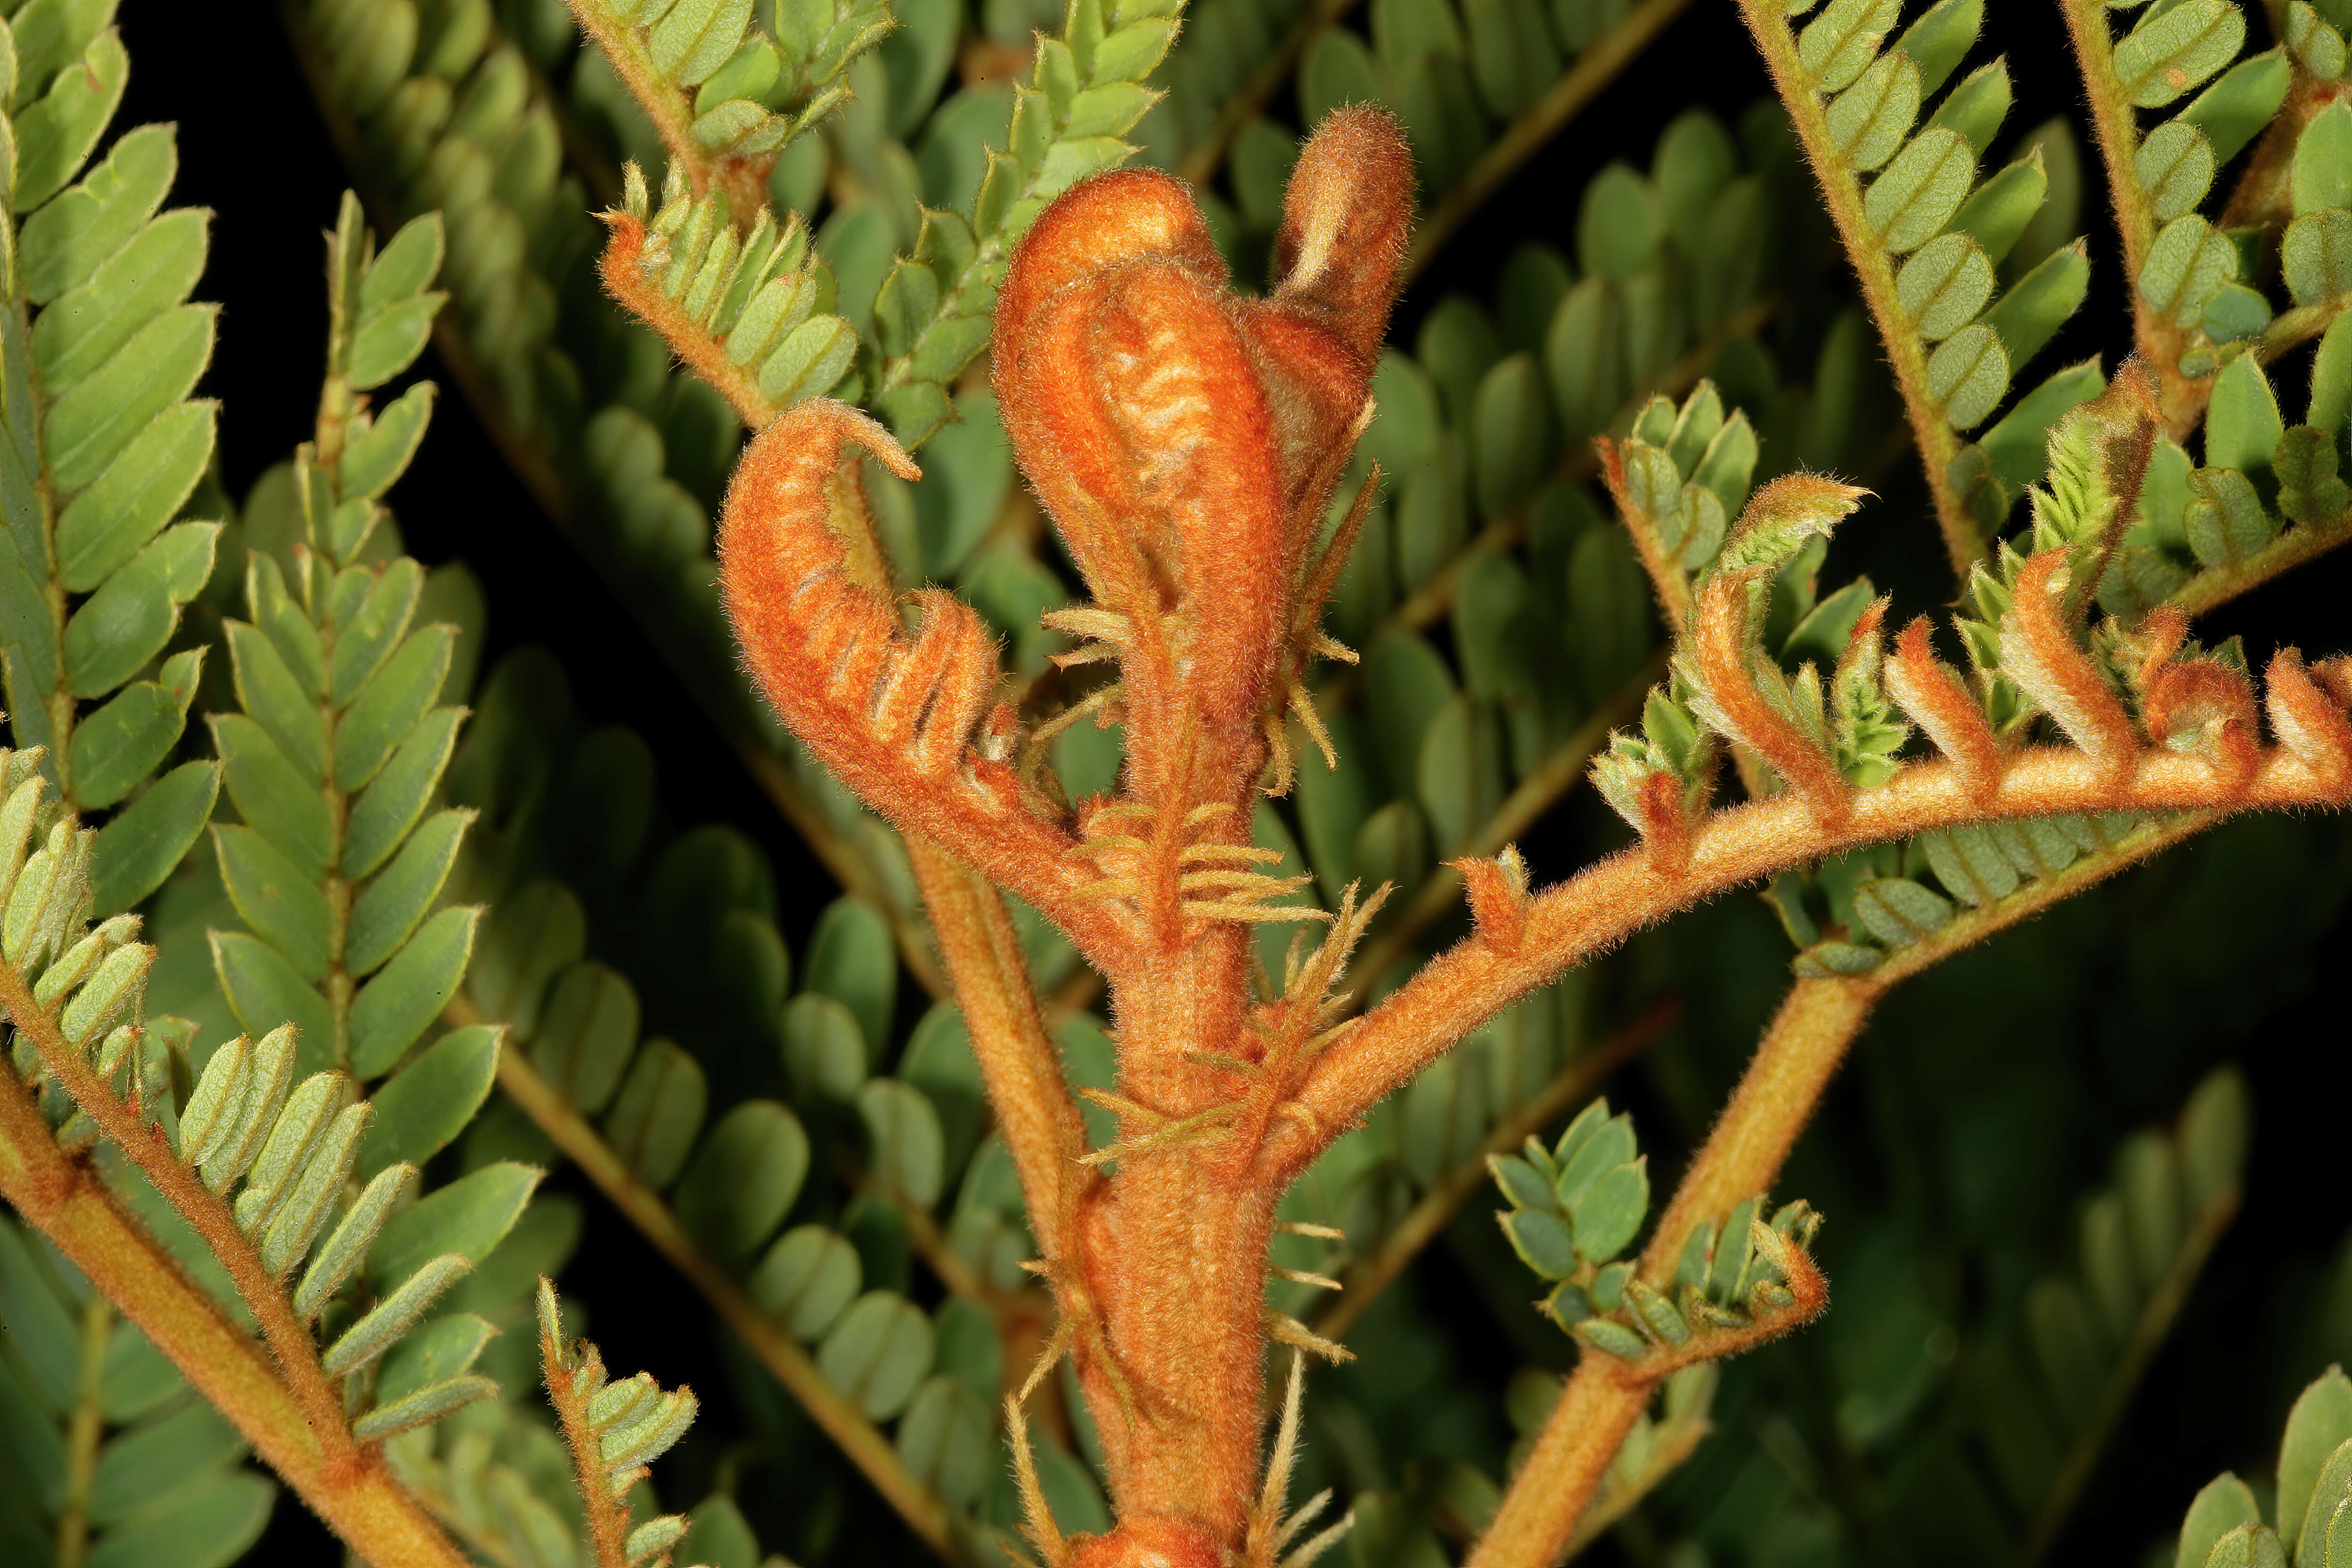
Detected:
left=905, top=837, right=1093, bottom=1266
left=541, top=1318, right=632, bottom=1568
left=1464, top=1359, right=1648, bottom=1568
left=560, top=0, right=770, bottom=218
left=1736, top=0, right=1973, bottom=575
left=1466, top=806, right=2226, bottom=1562
left=1290, top=747, right=2338, bottom=1157
left=598, top=214, right=780, bottom=429
left=2171, top=511, right=2352, bottom=616
left=1340, top=659, right=1662, bottom=1002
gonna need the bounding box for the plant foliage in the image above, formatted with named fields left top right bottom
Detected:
left=1, top=0, right=2350, bottom=1565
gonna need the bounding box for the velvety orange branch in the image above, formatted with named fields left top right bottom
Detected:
left=1283, top=734, right=2352, bottom=1169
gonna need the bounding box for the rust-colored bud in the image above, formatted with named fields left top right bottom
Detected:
left=1067, top=1517, right=1224, bottom=1568
left=991, top=110, right=1415, bottom=805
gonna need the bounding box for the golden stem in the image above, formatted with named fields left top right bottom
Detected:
left=1294, top=744, right=2340, bottom=1149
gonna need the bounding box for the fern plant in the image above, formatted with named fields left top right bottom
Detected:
left=5, top=0, right=2352, bottom=1565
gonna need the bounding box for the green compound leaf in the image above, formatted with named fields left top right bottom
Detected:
left=1568, top=1158, right=1649, bottom=1262
left=1898, top=232, right=1995, bottom=341
left=2205, top=352, right=2284, bottom=476
left=212, top=822, right=332, bottom=981
left=1826, top=50, right=1921, bottom=172
left=1950, top=149, right=2046, bottom=267
left=1927, top=320, right=2007, bottom=430
left=604, top=1039, right=710, bottom=1189
left=2279, top=1372, right=2352, bottom=1551
left=894, top=1374, right=991, bottom=1509
left=1797, top=0, right=1903, bottom=94
left=61, top=521, right=216, bottom=699
left=2284, top=208, right=2352, bottom=306
left=87, top=759, right=216, bottom=916
left=53, top=396, right=213, bottom=595
left=751, top=1222, right=863, bottom=1340
left=349, top=905, right=480, bottom=1078
left=69, top=647, right=202, bottom=811
left=674, top=1099, right=810, bottom=1259
left=366, top=1161, right=543, bottom=1289
left=533, top=962, right=642, bottom=1115
left=1499, top=1207, right=1579, bottom=1281
left=858, top=1078, right=945, bottom=1209
left=816, top=1291, right=934, bottom=1421
left=1864, top=127, right=1975, bottom=254
left=2139, top=120, right=2217, bottom=223
left=358, top=1024, right=501, bottom=1178
left=2113, top=0, right=2246, bottom=109
left=343, top=707, right=463, bottom=880
left=2139, top=214, right=2238, bottom=329
left=343, top=807, right=469, bottom=977
left=2180, top=47, right=2290, bottom=164
left=334, top=623, right=454, bottom=792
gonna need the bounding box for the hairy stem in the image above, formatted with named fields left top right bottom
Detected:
left=1311, top=1004, right=1671, bottom=1343
left=2170, top=511, right=2352, bottom=616
left=1341, top=660, right=1663, bottom=1002
left=2059, top=0, right=2157, bottom=278
left=904, top=837, right=1092, bottom=1262
left=1467, top=806, right=2227, bottom=1562
left=1563, top=1407, right=1710, bottom=1558
left=0, top=1068, right=466, bottom=1568
left=1289, top=747, right=2336, bottom=1155
left=1402, top=0, right=1696, bottom=283
left=0, top=964, right=357, bottom=1468
left=598, top=214, right=779, bottom=429
left=1635, top=977, right=1873, bottom=1288
left=1736, top=0, right=1974, bottom=575
left=560, top=0, right=768, bottom=218
left=487, top=1038, right=962, bottom=1563
left=542, top=1323, right=631, bottom=1568
left=1468, top=976, right=1868, bottom=1567
left=1465, top=1357, right=1649, bottom=1568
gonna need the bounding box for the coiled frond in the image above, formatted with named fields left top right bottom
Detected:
left=539, top=1277, right=703, bottom=1568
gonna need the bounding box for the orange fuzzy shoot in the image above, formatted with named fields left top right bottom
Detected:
left=713, top=109, right=2352, bottom=1567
